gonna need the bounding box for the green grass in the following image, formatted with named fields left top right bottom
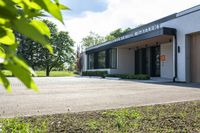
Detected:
left=0, top=118, right=47, bottom=133
left=0, top=101, right=199, bottom=133
left=2, top=70, right=77, bottom=77
left=35, top=71, right=77, bottom=77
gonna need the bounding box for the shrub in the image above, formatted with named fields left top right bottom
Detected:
left=82, top=71, right=108, bottom=77
left=106, top=74, right=150, bottom=80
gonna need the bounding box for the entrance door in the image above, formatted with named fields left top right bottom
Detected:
left=190, top=33, right=200, bottom=82
left=151, top=46, right=160, bottom=77
left=135, top=48, right=147, bottom=74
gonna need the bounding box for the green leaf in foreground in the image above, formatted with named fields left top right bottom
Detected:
left=0, top=27, right=15, bottom=45
left=33, top=0, right=66, bottom=23
left=13, top=19, right=53, bottom=53
left=4, top=57, right=38, bottom=92
left=0, top=71, right=11, bottom=92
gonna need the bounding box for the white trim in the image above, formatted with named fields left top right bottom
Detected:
left=172, top=36, right=176, bottom=80
left=116, top=47, right=119, bottom=69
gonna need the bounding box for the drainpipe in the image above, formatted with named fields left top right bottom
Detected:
left=173, top=35, right=177, bottom=82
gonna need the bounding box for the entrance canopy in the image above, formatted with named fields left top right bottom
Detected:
left=86, top=27, right=176, bottom=54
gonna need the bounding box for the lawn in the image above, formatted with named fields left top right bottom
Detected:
left=35, top=71, right=77, bottom=77
left=0, top=101, right=199, bottom=133
left=2, top=70, right=77, bottom=77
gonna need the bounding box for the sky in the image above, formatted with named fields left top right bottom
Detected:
left=48, top=0, right=200, bottom=45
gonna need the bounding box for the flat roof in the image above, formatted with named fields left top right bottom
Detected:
left=86, top=27, right=176, bottom=54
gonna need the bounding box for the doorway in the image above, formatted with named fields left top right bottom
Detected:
left=135, top=46, right=160, bottom=77
left=151, top=46, right=160, bottom=77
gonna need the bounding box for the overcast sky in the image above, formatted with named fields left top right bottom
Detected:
left=49, top=0, right=200, bottom=45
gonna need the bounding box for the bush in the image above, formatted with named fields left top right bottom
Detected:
left=106, top=74, right=150, bottom=80
left=82, top=71, right=108, bottom=77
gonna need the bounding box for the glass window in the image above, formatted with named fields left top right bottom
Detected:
left=109, top=48, right=117, bottom=69
left=98, top=51, right=106, bottom=69
left=88, top=54, right=94, bottom=69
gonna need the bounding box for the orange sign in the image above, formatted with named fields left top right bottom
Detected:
left=160, top=55, right=166, bottom=61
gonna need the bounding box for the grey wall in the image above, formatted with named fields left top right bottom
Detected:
left=160, top=43, right=173, bottom=79
left=82, top=52, right=87, bottom=72
left=110, top=48, right=135, bottom=74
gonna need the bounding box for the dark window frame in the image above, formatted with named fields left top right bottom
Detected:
left=87, top=48, right=117, bottom=69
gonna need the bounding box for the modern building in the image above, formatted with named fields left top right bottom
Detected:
left=82, top=5, right=200, bottom=83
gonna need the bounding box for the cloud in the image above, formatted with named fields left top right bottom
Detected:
left=51, top=0, right=200, bottom=45
left=60, top=0, right=108, bottom=17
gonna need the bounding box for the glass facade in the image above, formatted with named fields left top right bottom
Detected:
left=87, top=48, right=117, bottom=69
left=88, top=54, right=94, bottom=69
left=98, top=51, right=106, bottom=69
left=109, top=48, right=117, bottom=69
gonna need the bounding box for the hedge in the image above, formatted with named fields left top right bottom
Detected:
left=82, top=71, right=108, bottom=77
left=82, top=71, right=150, bottom=80
left=106, top=74, right=150, bottom=80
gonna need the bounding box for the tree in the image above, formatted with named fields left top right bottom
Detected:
left=16, top=32, right=40, bottom=70
left=105, top=28, right=131, bottom=41
left=0, top=0, right=69, bottom=91
left=81, top=32, right=105, bottom=48
left=17, top=20, right=75, bottom=76
left=39, top=30, right=75, bottom=76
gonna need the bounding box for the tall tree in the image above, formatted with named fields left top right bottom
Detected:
left=17, top=20, right=75, bottom=76
left=41, top=30, right=75, bottom=76
left=81, top=32, right=105, bottom=48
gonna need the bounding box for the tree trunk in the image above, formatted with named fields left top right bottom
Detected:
left=46, top=66, right=50, bottom=76
left=45, top=50, right=50, bottom=77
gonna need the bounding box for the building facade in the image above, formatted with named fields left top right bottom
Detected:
left=82, top=5, right=200, bottom=82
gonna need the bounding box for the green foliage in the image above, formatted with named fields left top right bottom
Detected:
left=105, top=28, right=131, bottom=41
left=0, top=0, right=68, bottom=91
left=82, top=71, right=108, bottom=77
left=0, top=118, right=47, bottom=133
left=106, top=74, right=150, bottom=80
left=81, top=28, right=131, bottom=49
left=81, top=32, right=105, bottom=48
left=17, top=20, right=75, bottom=77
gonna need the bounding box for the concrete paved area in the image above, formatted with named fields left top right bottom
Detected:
left=0, top=77, right=200, bottom=117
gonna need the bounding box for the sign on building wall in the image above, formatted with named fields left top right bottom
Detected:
left=160, top=55, right=166, bottom=61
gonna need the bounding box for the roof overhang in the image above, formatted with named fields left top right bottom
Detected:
left=86, top=27, right=176, bottom=54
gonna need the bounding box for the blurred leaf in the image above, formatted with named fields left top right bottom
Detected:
left=0, top=18, right=10, bottom=26
left=20, top=0, right=41, bottom=10
left=0, top=1, right=17, bottom=19
left=33, top=0, right=67, bottom=23
left=13, top=19, right=53, bottom=53
left=0, top=71, right=12, bottom=93
left=31, top=20, right=51, bottom=38
left=0, top=47, right=6, bottom=58
left=58, top=4, right=70, bottom=10
left=13, top=56, right=37, bottom=76
left=4, top=57, right=38, bottom=92
left=0, top=27, right=15, bottom=45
